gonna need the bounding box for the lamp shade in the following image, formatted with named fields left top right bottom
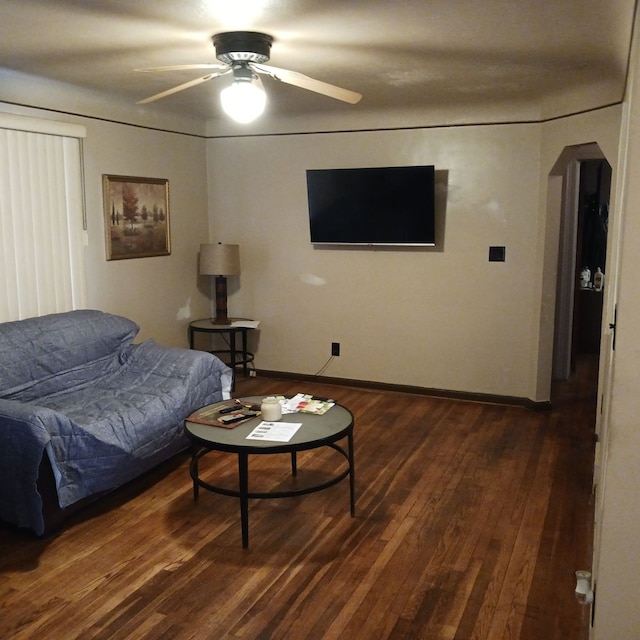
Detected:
left=199, top=243, right=240, bottom=276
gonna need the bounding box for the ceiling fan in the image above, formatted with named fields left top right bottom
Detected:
left=136, top=31, right=362, bottom=122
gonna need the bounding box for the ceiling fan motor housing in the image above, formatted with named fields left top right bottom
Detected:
left=213, top=31, right=273, bottom=65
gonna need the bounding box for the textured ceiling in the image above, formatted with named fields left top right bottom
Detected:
left=0, top=0, right=635, bottom=122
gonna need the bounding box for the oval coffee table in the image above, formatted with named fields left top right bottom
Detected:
left=184, top=396, right=355, bottom=548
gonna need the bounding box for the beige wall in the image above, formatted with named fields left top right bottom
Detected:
left=207, top=110, right=621, bottom=402
left=81, top=120, right=210, bottom=347
left=0, top=72, right=624, bottom=404
left=1, top=68, right=623, bottom=403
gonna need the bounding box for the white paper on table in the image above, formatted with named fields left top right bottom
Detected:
left=246, top=421, right=302, bottom=442
left=231, top=319, right=260, bottom=329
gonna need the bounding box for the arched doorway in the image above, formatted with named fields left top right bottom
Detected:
left=550, top=143, right=611, bottom=382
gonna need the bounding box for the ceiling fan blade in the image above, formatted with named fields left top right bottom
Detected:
left=252, top=63, right=362, bottom=104
left=135, top=63, right=228, bottom=73
left=136, top=70, right=230, bottom=104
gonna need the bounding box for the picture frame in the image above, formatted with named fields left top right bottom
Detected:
left=103, top=174, right=171, bottom=260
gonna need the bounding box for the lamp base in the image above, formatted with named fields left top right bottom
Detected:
left=213, top=275, right=231, bottom=325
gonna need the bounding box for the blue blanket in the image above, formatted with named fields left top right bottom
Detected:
left=0, top=310, right=231, bottom=534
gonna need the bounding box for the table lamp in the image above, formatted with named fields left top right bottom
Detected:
left=199, top=243, right=240, bottom=325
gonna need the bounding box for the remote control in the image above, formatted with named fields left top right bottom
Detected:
left=219, top=411, right=258, bottom=424
left=219, top=406, right=239, bottom=414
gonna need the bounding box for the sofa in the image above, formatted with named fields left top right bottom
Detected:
left=0, top=309, right=232, bottom=535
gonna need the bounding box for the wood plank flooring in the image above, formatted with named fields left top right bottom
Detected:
left=0, top=358, right=597, bottom=639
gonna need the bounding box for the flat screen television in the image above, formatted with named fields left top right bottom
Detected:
left=306, top=165, right=435, bottom=246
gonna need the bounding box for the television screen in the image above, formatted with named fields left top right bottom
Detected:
left=306, top=165, right=435, bottom=246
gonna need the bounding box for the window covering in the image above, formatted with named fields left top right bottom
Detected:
left=0, top=113, right=87, bottom=322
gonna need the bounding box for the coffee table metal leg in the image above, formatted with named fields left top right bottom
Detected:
left=238, top=452, right=249, bottom=548
left=291, top=451, right=297, bottom=477
left=191, top=451, right=200, bottom=500
left=348, top=431, right=356, bottom=516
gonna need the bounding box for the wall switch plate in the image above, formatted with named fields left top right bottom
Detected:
left=331, top=342, right=340, bottom=356
left=489, top=246, right=506, bottom=262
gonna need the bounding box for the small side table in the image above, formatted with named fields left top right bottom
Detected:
left=189, top=318, right=257, bottom=382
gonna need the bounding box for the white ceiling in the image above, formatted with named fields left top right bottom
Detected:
left=0, top=0, right=635, bottom=123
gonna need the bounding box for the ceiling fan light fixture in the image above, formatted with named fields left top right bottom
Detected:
left=137, top=30, right=361, bottom=112
left=220, top=64, right=266, bottom=123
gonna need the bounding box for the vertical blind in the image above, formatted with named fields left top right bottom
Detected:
left=0, top=114, right=87, bottom=322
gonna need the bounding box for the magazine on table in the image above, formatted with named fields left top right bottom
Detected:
left=284, top=393, right=335, bottom=415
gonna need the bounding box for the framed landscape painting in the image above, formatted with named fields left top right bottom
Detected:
left=103, top=174, right=171, bottom=260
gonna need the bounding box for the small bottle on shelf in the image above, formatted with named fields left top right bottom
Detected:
left=580, top=266, right=591, bottom=289
left=594, top=267, right=604, bottom=292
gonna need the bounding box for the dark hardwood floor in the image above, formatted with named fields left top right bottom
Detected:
left=0, top=358, right=597, bottom=639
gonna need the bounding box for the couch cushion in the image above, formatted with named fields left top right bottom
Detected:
left=0, top=309, right=139, bottom=399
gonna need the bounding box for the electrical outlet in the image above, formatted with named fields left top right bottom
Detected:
left=331, top=342, right=340, bottom=356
